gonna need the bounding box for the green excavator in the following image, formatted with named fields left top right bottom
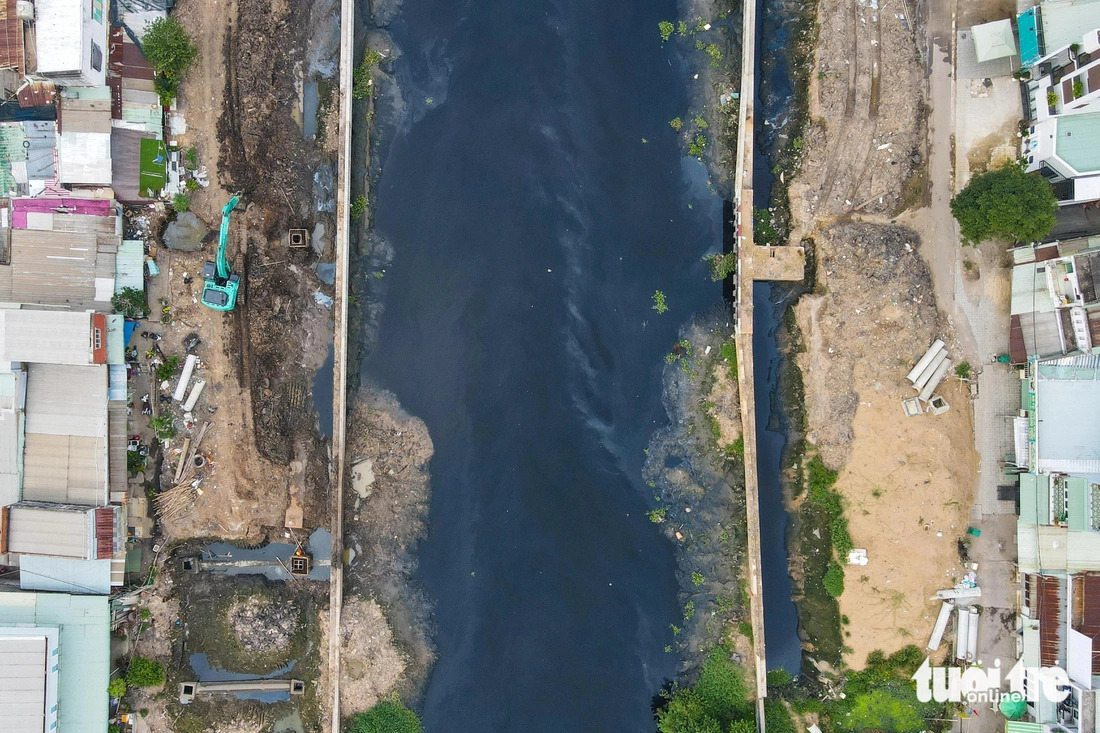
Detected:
left=201, top=195, right=242, bottom=311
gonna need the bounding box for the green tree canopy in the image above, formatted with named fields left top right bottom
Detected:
left=141, top=17, right=198, bottom=104
left=347, top=700, right=423, bottom=733
left=950, top=165, right=1057, bottom=244
left=125, top=657, right=164, bottom=687
left=111, top=286, right=148, bottom=318
left=657, top=689, right=723, bottom=733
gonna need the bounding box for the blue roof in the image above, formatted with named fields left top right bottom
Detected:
left=1018, top=8, right=1041, bottom=66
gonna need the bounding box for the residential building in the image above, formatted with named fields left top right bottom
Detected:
left=1008, top=238, right=1100, bottom=363
left=0, top=590, right=109, bottom=732
left=1016, top=0, right=1100, bottom=203
left=1014, top=354, right=1100, bottom=729
left=34, top=0, right=109, bottom=87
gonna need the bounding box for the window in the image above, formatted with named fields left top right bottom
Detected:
left=94, top=328, right=102, bottom=349
left=90, top=42, right=102, bottom=72
left=92, top=0, right=103, bottom=23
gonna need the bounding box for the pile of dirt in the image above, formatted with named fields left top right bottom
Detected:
left=794, top=223, right=938, bottom=468
left=228, top=595, right=299, bottom=652
left=334, top=597, right=406, bottom=718
left=218, top=0, right=316, bottom=237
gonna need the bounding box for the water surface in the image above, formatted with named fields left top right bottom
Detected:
left=364, top=0, right=724, bottom=728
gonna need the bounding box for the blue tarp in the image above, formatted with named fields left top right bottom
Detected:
left=124, top=318, right=137, bottom=345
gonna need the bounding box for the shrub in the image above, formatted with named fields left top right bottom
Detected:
left=688, top=133, right=707, bottom=156
left=150, top=415, right=177, bottom=440
left=107, top=677, right=127, bottom=698
left=125, top=657, right=164, bottom=687
left=720, top=340, right=738, bottom=379
left=347, top=700, right=422, bottom=733
left=724, top=437, right=744, bottom=459
left=955, top=361, right=972, bottom=379
left=693, top=646, right=753, bottom=723
left=658, top=21, right=675, bottom=42
left=172, top=193, right=191, bottom=212
left=951, top=164, right=1057, bottom=244
left=766, top=668, right=793, bottom=688
left=127, top=451, right=147, bottom=475
left=823, top=562, right=845, bottom=597
left=351, top=195, right=368, bottom=221
left=691, top=571, right=705, bottom=586
left=1074, top=79, right=1085, bottom=99
left=669, top=117, right=684, bottom=131
left=154, top=355, right=182, bottom=382
left=1048, top=89, right=1059, bottom=107
left=765, top=700, right=797, bottom=733
left=141, top=18, right=198, bottom=105
left=111, top=286, right=148, bottom=318
left=705, top=252, right=736, bottom=281
left=185, top=145, right=198, bottom=168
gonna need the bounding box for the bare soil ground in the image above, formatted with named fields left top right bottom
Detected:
left=149, top=0, right=335, bottom=540
left=793, top=223, right=978, bottom=665
left=787, top=0, right=927, bottom=226
left=784, top=0, right=979, bottom=668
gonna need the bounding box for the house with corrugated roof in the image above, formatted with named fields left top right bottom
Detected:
left=1012, top=353, right=1100, bottom=726
left=1008, top=238, right=1100, bottom=364
left=0, top=590, right=110, bottom=732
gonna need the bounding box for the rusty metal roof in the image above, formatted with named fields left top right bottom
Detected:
left=17, top=81, right=57, bottom=109
left=1072, top=573, right=1100, bottom=674
left=1029, top=573, right=1066, bottom=667
left=0, top=0, right=24, bottom=74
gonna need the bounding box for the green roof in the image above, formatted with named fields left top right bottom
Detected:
left=138, top=137, right=167, bottom=196
left=0, top=591, right=110, bottom=733
left=1019, top=472, right=1048, bottom=525
left=1068, top=476, right=1090, bottom=530
left=1057, top=113, right=1100, bottom=174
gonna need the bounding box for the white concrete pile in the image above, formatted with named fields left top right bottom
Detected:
left=903, top=339, right=952, bottom=417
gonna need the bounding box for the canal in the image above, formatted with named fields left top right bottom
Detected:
left=359, top=0, right=801, bottom=728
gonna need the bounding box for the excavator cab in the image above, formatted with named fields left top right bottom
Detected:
left=201, top=195, right=242, bottom=311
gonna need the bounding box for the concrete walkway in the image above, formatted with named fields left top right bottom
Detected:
left=910, top=0, right=1021, bottom=729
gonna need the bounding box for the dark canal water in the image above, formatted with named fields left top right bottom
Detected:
left=360, top=0, right=799, bottom=728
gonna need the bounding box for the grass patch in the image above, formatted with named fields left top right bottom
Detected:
left=138, top=138, right=167, bottom=197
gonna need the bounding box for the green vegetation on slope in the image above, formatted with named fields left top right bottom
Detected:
left=656, top=646, right=753, bottom=733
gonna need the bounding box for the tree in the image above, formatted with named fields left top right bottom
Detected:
left=125, top=656, right=164, bottom=687
left=107, top=677, right=127, bottom=698
left=141, top=17, right=198, bottom=105
left=112, top=286, right=148, bottom=318
left=949, top=165, right=1057, bottom=245
left=657, top=689, right=723, bottom=733
left=347, top=700, right=423, bottom=733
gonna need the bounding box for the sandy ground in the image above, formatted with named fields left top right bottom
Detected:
left=784, top=0, right=982, bottom=668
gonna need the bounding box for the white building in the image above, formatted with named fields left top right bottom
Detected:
left=34, top=0, right=108, bottom=87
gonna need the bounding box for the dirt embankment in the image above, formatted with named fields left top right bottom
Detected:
left=781, top=0, right=979, bottom=671
left=644, top=312, right=753, bottom=675
left=337, top=389, right=437, bottom=710
left=791, top=224, right=977, bottom=666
